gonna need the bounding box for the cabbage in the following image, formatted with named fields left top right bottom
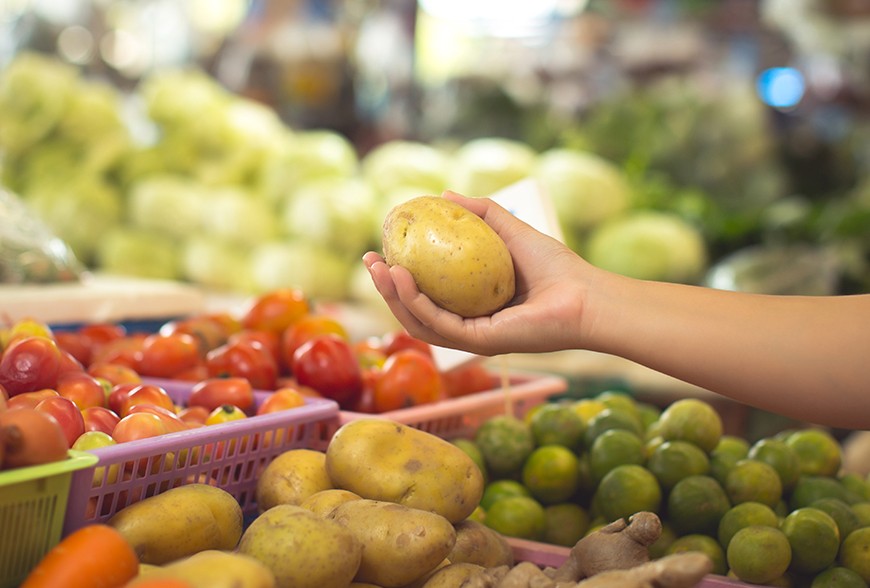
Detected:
left=361, top=140, right=450, bottom=197
left=95, top=227, right=181, bottom=280
left=585, top=211, right=707, bottom=283
left=128, top=175, right=208, bottom=237
left=534, top=148, right=633, bottom=233
left=180, top=234, right=255, bottom=292
left=281, top=177, right=378, bottom=258
left=448, top=137, right=537, bottom=197
left=249, top=241, right=351, bottom=301
left=202, top=187, right=279, bottom=246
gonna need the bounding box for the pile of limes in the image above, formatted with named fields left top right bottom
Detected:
left=452, top=392, right=870, bottom=587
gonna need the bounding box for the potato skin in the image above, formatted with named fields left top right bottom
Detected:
left=420, top=563, right=487, bottom=588
left=255, top=448, right=333, bottom=513
left=327, top=499, right=456, bottom=588
left=449, top=519, right=515, bottom=568
left=126, top=550, right=276, bottom=588
left=325, top=419, right=484, bottom=523
left=300, top=488, right=363, bottom=517
left=382, top=195, right=515, bottom=318
left=107, top=484, right=243, bottom=565
left=238, top=504, right=362, bottom=588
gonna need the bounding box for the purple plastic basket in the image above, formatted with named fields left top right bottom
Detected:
left=62, top=379, right=339, bottom=536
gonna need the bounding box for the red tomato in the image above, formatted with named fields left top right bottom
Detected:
left=56, top=371, right=106, bottom=410
left=372, top=349, right=443, bottom=413
left=89, top=335, right=146, bottom=369
left=169, top=364, right=209, bottom=382
left=256, top=387, right=308, bottom=415
left=381, top=330, right=433, bottom=358
left=87, top=362, right=142, bottom=387
left=241, top=288, right=310, bottom=334
left=0, top=408, right=68, bottom=468
left=106, top=382, right=139, bottom=415
left=0, top=335, right=64, bottom=396
left=35, top=396, right=85, bottom=448
left=177, top=405, right=210, bottom=426
left=119, top=384, right=176, bottom=417
left=280, top=314, right=348, bottom=372
left=125, top=404, right=187, bottom=433
left=188, top=377, right=255, bottom=413
left=6, top=388, right=60, bottom=410
left=229, top=330, right=281, bottom=369
left=135, top=332, right=202, bottom=379
left=442, top=362, right=494, bottom=398
left=81, top=406, right=121, bottom=435
left=291, top=334, right=362, bottom=409
left=159, top=316, right=230, bottom=355
left=78, top=323, right=127, bottom=347
left=205, top=339, right=278, bottom=391
left=54, top=331, right=93, bottom=366
left=112, top=412, right=169, bottom=443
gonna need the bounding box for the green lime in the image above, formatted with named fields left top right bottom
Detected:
left=543, top=503, right=590, bottom=547
left=667, top=474, right=731, bottom=536
left=811, top=566, right=868, bottom=588
left=480, top=479, right=531, bottom=511
left=724, top=459, right=783, bottom=508
left=452, top=438, right=489, bottom=483
left=811, top=498, right=863, bottom=544
left=596, top=391, right=640, bottom=420
left=791, top=476, right=862, bottom=510
left=851, top=502, right=870, bottom=527
left=529, top=403, right=585, bottom=450
left=467, top=505, right=486, bottom=523
left=840, top=527, right=870, bottom=583
left=727, top=525, right=792, bottom=585
left=475, top=415, right=535, bottom=479
left=521, top=445, right=581, bottom=505
left=781, top=507, right=841, bottom=575
left=571, top=398, right=608, bottom=425
left=656, top=398, right=723, bottom=453
left=666, top=534, right=727, bottom=576
left=594, top=464, right=662, bottom=523
left=710, top=435, right=751, bottom=485
left=785, top=428, right=843, bottom=478
left=748, top=438, right=802, bottom=493
left=636, top=402, right=662, bottom=433
left=718, top=501, right=780, bottom=549
left=588, top=428, right=645, bottom=484
left=583, top=408, right=644, bottom=449
left=646, top=439, right=710, bottom=491
left=840, top=473, right=870, bottom=502
left=484, top=495, right=547, bottom=541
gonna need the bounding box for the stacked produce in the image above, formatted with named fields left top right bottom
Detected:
left=454, top=393, right=870, bottom=586
left=0, top=52, right=709, bottom=298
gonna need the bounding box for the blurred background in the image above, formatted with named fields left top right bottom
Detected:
left=2, top=0, right=870, bottom=302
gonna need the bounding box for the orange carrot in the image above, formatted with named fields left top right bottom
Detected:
left=21, top=524, right=139, bottom=588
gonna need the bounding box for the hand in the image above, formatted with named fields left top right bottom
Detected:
left=363, top=191, right=595, bottom=356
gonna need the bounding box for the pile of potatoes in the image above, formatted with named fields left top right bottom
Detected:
left=110, top=419, right=713, bottom=588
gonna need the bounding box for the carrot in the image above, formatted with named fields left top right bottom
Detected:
left=21, top=524, right=139, bottom=588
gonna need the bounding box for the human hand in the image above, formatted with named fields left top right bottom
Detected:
left=363, top=191, right=594, bottom=356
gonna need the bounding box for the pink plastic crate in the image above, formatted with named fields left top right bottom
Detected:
left=63, top=379, right=339, bottom=535
left=321, top=370, right=567, bottom=444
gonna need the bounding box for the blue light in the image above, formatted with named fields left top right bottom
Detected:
left=756, top=67, right=805, bottom=109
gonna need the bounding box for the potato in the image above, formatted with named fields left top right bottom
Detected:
left=127, top=550, right=276, bottom=588
left=420, top=563, right=487, bottom=588
left=300, top=488, right=363, bottom=517
left=238, top=504, right=362, bottom=588
left=382, top=195, right=515, bottom=317
left=448, top=519, right=515, bottom=568
left=107, top=484, right=243, bottom=565
left=256, top=448, right=333, bottom=513
left=325, top=419, right=484, bottom=523
left=327, top=499, right=457, bottom=588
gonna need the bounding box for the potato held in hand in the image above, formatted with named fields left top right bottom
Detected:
left=382, top=195, right=515, bottom=317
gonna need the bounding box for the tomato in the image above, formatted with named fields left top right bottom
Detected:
left=170, top=363, right=209, bottom=382
left=0, top=383, right=7, bottom=411
left=35, top=396, right=85, bottom=448
left=0, top=335, right=64, bottom=396
left=291, top=334, right=363, bottom=409
left=188, top=377, right=254, bottom=413
left=87, top=362, right=142, bottom=387
left=205, top=404, right=247, bottom=425
left=353, top=337, right=388, bottom=370
left=371, top=349, right=443, bottom=413
left=381, top=330, right=433, bottom=358
left=442, top=362, right=494, bottom=398
left=119, top=384, right=175, bottom=417
left=56, top=371, right=106, bottom=410
left=135, top=332, right=202, bottom=379
left=81, top=406, right=121, bottom=435
left=0, top=407, right=68, bottom=468
left=53, top=331, right=93, bottom=366
left=125, top=404, right=187, bottom=433
left=229, top=329, right=281, bottom=369
left=159, top=316, right=230, bottom=355
left=177, top=405, right=210, bottom=426
left=106, top=382, right=139, bottom=415
left=256, top=386, right=307, bottom=415
left=112, top=411, right=169, bottom=443
left=205, top=339, right=278, bottom=391
left=89, top=334, right=146, bottom=369
left=77, top=323, right=127, bottom=347
left=7, top=388, right=60, bottom=410
left=280, top=314, right=348, bottom=372
left=241, top=288, right=310, bottom=334
left=1, top=318, right=53, bottom=348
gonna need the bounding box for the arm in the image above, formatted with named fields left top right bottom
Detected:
left=364, top=192, right=870, bottom=429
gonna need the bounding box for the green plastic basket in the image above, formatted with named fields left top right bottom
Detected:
left=0, top=450, right=98, bottom=588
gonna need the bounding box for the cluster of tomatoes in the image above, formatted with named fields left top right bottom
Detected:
left=0, top=288, right=495, bottom=471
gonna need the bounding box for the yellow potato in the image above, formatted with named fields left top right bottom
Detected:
left=420, top=563, right=487, bottom=588
left=108, top=484, right=243, bottom=565
left=127, top=550, right=275, bottom=588
left=449, top=519, right=515, bottom=568
left=238, top=504, right=362, bottom=588
left=325, top=419, right=484, bottom=523
left=256, top=448, right=333, bottom=513
left=327, top=499, right=456, bottom=588
left=300, top=488, right=363, bottom=517
left=382, top=195, right=515, bottom=317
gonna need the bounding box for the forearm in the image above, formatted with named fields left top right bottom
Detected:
left=583, top=270, right=870, bottom=429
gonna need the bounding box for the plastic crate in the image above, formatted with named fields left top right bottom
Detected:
left=320, top=370, right=568, bottom=445
left=0, top=451, right=99, bottom=588
left=63, top=379, right=339, bottom=535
